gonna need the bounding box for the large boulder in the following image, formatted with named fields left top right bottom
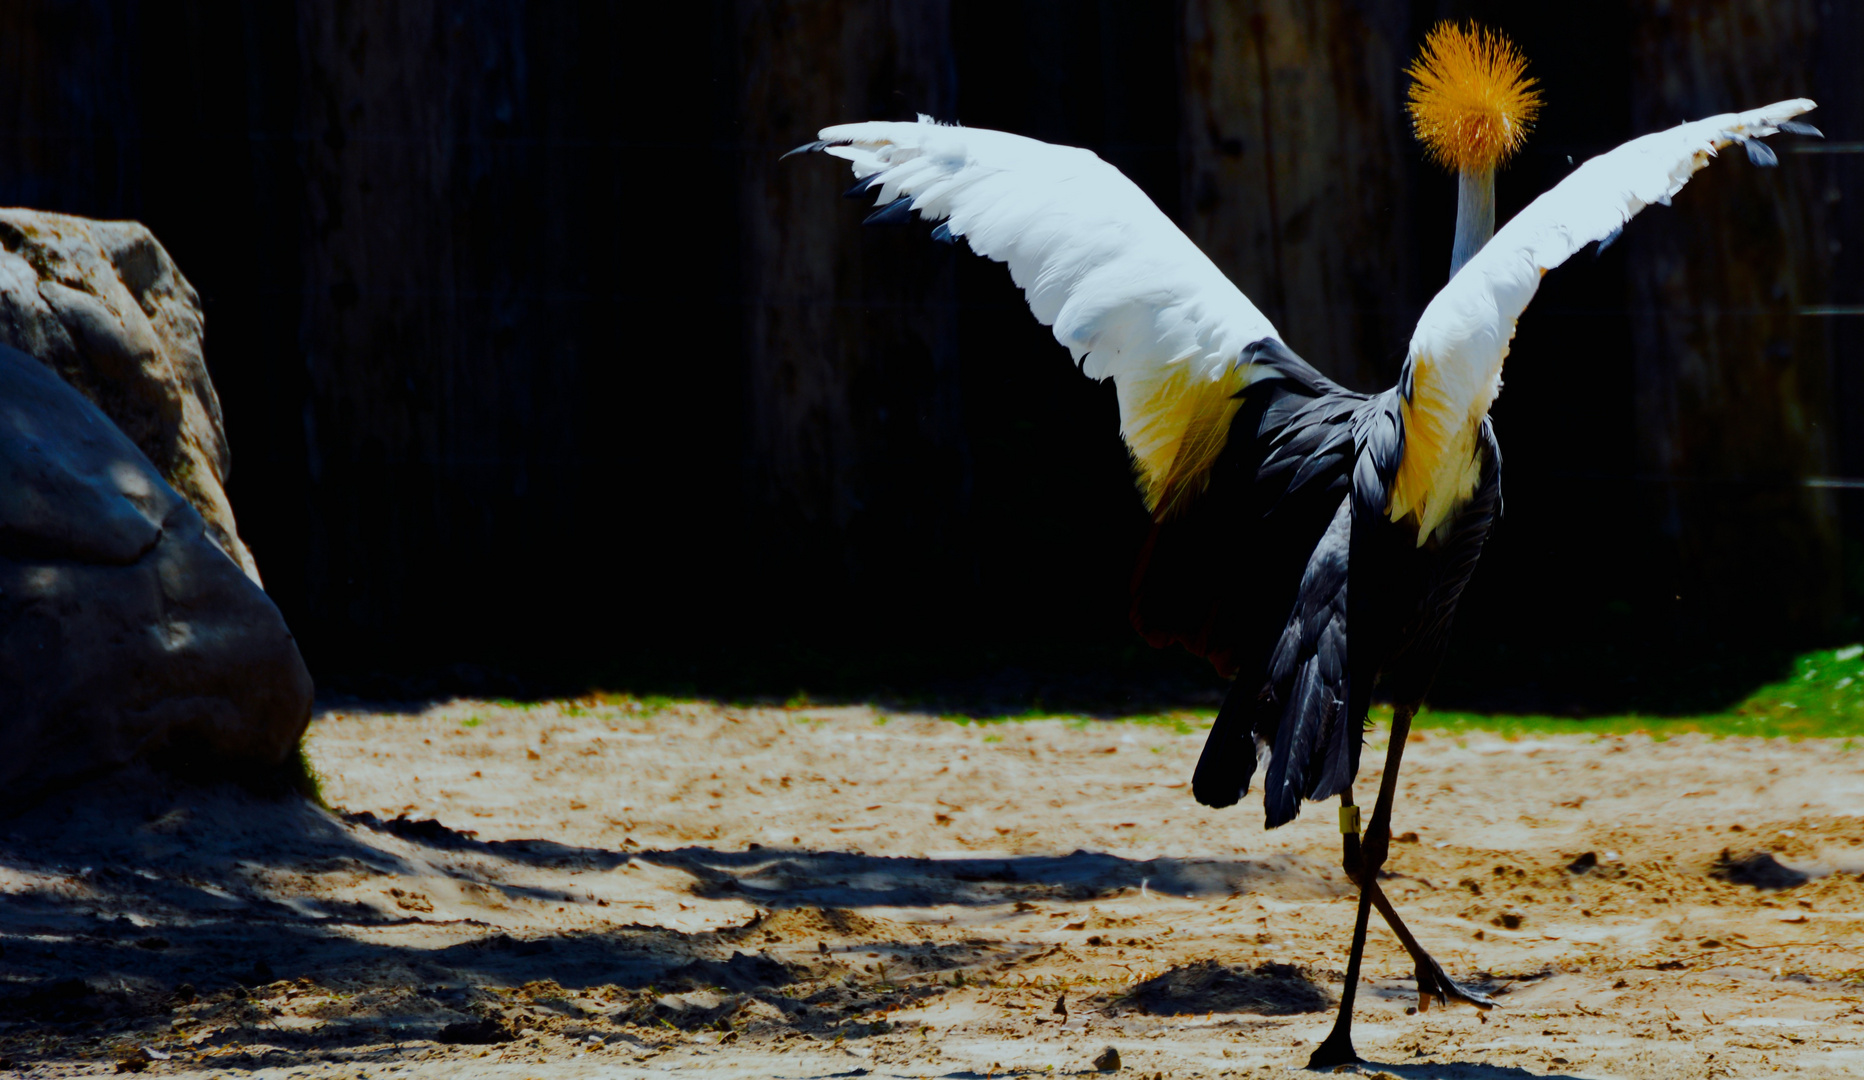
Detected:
left=0, top=343, right=311, bottom=806
left=0, top=210, right=259, bottom=583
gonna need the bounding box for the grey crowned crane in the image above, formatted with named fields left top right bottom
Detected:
left=792, top=21, right=1817, bottom=1068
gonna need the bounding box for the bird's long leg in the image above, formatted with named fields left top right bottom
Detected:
left=1305, top=789, right=1373, bottom=1069
left=1363, top=880, right=1495, bottom=1011
left=1360, top=707, right=1495, bottom=1013
left=1310, top=708, right=1499, bottom=1069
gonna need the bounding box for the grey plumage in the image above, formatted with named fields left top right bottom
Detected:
left=1137, top=340, right=1500, bottom=828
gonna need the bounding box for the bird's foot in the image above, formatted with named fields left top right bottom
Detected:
left=1413, top=952, right=1496, bottom=1013
left=1305, top=1029, right=1361, bottom=1070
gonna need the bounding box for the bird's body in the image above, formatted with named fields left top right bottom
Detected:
left=1130, top=341, right=1502, bottom=827
left=796, top=48, right=1815, bottom=1065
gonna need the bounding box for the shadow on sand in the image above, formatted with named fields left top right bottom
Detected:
left=0, top=769, right=1349, bottom=1069
left=341, top=808, right=1342, bottom=911
left=1362, top=1062, right=1592, bottom=1080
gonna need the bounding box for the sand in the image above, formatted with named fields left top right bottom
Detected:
left=1, top=697, right=1861, bottom=1078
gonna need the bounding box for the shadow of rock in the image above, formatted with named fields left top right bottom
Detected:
left=339, top=811, right=1342, bottom=909
left=1118, top=959, right=1328, bottom=1016
left=655, top=845, right=1330, bottom=908
left=0, top=766, right=1340, bottom=1068
left=0, top=767, right=817, bottom=1059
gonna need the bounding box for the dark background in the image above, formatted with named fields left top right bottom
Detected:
left=0, top=1, right=1856, bottom=712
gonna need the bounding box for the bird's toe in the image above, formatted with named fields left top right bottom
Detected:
left=1414, top=961, right=1496, bottom=1012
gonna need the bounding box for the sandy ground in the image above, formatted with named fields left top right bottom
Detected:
left=1, top=698, right=1862, bottom=1079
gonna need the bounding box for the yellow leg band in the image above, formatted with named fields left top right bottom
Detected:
left=1339, top=804, right=1362, bottom=835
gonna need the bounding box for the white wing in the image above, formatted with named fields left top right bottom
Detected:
left=1391, top=98, right=1817, bottom=540
left=804, top=116, right=1283, bottom=513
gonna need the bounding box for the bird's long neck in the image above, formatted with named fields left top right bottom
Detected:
left=1448, top=167, right=1495, bottom=278
left=1394, top=164, right=1504, bottom=543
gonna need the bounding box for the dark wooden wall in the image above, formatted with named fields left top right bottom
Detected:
left=736, top=2, right=967, bottom=629
left=0, top=1, right=1850, bottom=705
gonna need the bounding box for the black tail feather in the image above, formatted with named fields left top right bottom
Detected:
left=1192, top=680, right=1259, bottom=808
left=1259, top=496, right=1352, bottom=828
left=1264, top=660, right=1336, bottom=826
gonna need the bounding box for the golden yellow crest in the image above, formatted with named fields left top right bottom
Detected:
left=1406, top=22, right=1541, bottom=173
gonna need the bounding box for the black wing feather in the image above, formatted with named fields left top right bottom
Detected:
left=1132, top=339, right=1361, bottom=685
left=1376, top=418, right=1502, bottom=707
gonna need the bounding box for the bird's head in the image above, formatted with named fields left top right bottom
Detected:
left=1406, top=21, right=1541, bottom=176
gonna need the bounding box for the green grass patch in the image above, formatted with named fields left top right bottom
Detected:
left=1103, top=712, right=1202, bottom=735
left=1417, top=643, right=1864, bottom=741
left=587, top=692, right=678, bottom=715
left=920, top=644, right=1864, bottom=741
left=939, top=709, right=1205, bottom=734
left=283, top=742, right=328, bottom=807
left=556, top=645, right=1864, bottom=742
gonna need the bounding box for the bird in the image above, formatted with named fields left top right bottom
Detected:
left=792, top=20, right=1817, bottom=1069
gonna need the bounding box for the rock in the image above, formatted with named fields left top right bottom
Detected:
left=0, top=344, right=311, bottom=806
left=0, top=210, right=259, bottom=582
left=1091, top=1045, right=1122, bottom=1071
left=1121, top=960, right=1328, bottom=1016
left=1711, top=849, right=1810, bottom=890
left=436, top=1016, right=513, bottom=1045
left=664, top=951, right=794, bottom=992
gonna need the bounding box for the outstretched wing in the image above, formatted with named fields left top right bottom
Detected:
left=1392, top=98, right=1818, bottom=541
left=799, top=117, right=1285, bottom=516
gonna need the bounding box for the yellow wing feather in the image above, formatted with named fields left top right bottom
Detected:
left=1123, top=361, right=1249, bottom=520
left=1389, top=351, right=1496, bottom=539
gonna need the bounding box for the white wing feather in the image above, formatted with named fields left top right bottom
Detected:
left=1393, top=98, right=1816, bottom=539
left=812, top=117, right=1282, bottom=510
